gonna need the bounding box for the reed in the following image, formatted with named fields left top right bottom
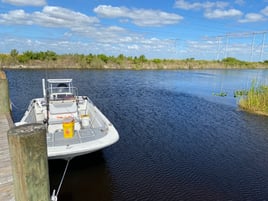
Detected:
left=233, top=89, right=248, bottom=97
left=239, top=80, right=268, bottom=115
left=213, top=92, right=227, bottom=97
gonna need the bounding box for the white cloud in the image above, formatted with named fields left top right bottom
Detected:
left=0, top=6, right=99, bottom=28
left=127, top=44, right=139, bottom=50
left=174, top=0, right=243, bottom=20
left=0, top=6, right=133, bottom=46
left=238, top=13, right=266, bottom=23
left=234, top=0, right=245, bottom=6
left=0, top=33, right=178, bottom=58
left=34, top=6, right=99, bottom=28
left=118, top=36, right=132, bottom=43
left=94, top=5, right=127, bottom=18
left=0, top=9, right=33, bottom=25
left=261, top=6, right=268, bottom=16
left=1, top=1, right=265, bottom=60
left=94, top=5, right=183, bottom=27
left=204, top=9, right=243, bottom=19
left=174, top=0, right=228, bottom=10
left=238, top=6, right=268, bottom=23
left=2, top=0, right=46, bottom=6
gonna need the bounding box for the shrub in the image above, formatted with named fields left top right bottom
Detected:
left=239, top=80, right=268, bottom=114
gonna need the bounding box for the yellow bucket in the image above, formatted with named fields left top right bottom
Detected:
left=62, top=117, right=74, bottom=138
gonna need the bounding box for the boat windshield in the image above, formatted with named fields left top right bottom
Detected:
left=46, top=79, right=78, bottom=100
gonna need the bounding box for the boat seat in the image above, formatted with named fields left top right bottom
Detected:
left=50, top=93, right=75, bottom=101
left=49, top=101, right=77, bottom=114
left=48, top=101, right=79, bottom=124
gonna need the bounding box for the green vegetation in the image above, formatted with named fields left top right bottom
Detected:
left=238, top=80, right=268, bottom=115
left=213, top=92, right=227, bottom=97
left=234, top=89, right=248, bottom=98
left=17, top=50, right=57, bottom=63
left=1, top=50, right=268, bottom=70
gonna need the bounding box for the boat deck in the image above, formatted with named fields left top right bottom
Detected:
left=47, top=126, right=107, bottom=147
left=0, top=114, right=14, bottom=201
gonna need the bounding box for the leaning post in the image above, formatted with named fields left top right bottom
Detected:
left=0, top=70, right=10, bottom=114
left=7, top=123, right=50, bottom=201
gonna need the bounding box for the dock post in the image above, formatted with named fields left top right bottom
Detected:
left=7, top=123, right=50, bottom=201
left=0, top=70, right=14, bottom=201
left=0, top=71, right=10, bottom=114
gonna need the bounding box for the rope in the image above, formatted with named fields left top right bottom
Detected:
left=51, top=158, right=71, bottom=201
left=10, top=101, right=28, bottom=111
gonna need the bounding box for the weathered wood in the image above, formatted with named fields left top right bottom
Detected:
left=0, top=70, right=14, bottom=201
left=0, top=71, right=10, bottom=114
left=0, top=114, right=14, bottom=201
left=8, top=123, right=50, bottom=201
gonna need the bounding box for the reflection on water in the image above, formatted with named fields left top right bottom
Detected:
left=6, top=69, right=268, bottom=200
left=49, top=152, right=113, bottom=201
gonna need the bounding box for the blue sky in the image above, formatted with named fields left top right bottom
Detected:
left=0, top=0, right=268, bottom=61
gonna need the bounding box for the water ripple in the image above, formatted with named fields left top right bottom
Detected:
left=6, top=69, right=268, bottom=201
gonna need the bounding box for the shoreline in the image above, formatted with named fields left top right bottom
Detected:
left=1, top=51, right=268, bottom=70
left=238, top=105, right=268, bottom=117
left=2, top=63, right=268, bottom=70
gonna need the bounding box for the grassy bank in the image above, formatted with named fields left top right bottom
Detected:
left=238, top=81, right=268, bottom=116
left=1, top=50, right=268, bottom=70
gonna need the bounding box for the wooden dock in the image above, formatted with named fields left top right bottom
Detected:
left=0, top=114, right=14, bottom=201
left=0, top=70, right=50, bottom=201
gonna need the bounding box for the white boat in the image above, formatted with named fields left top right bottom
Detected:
left=15, top=78, right=119, bottom=160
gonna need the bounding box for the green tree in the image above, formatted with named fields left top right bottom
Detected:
left=36, top=51, right=46, bottom=60
left=90, top=56, right=104, bottom=68
left=45, top=50, right=57, bottom=61
left=10, top=49, right=19, bottom=64
left=85, top=54, right=94, bottom=64
left=23, top=51, right=35, bottom=59
left=117, top=54, right=125, bottom=60
left=139, top=55, right=147, bottom=62
left=186, top=58, right=195, bottom=61
left=222, top=57, right=242, bottom=65
left=152, top=58, right=161, bottom=64
left=10, top=49, right=18, bottom=57
left=97, top=54, right=108, bottom=63
left=18, top=54, right=30, bottom=63
left=0, top=54, right=9, bottom=67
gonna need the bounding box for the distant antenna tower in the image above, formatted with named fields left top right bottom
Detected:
left=204, top=31, right=267, bottom=61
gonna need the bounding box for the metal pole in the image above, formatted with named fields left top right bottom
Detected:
left=260, top=32, right=266, bottom=61
left=250, top=33, right=256, bottom=62
left=224, top=34, right=229, bottom=58
left=216, top=37, right=221, bottom=60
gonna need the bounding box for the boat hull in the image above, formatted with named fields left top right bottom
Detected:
left=48, top=123, right=119, bottom=160
left=16, top=96, right=119, bottom=160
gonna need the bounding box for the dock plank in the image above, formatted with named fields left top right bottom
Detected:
left=0, top=114, right=14, bottom=201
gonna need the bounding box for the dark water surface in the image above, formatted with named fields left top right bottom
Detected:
left=5, top=69, right=268, bottom=201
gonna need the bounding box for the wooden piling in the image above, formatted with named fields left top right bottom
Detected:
left=8, top=123, right=50, bottom=201
left=0, top=71, right=10, bottom=114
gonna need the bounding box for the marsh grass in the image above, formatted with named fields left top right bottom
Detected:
left=239, top=80, right=268, bottom=115
left=234, top=89, right=248, bottom=97
left=213, top=92, right=227, bottom=97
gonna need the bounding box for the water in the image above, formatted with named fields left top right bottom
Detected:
left=5, top=69, right=268, bottom=201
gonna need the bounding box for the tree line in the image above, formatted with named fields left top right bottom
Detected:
left=5, top=49, right=148, bottom=64
left=1, top=49, right=268, bottom=69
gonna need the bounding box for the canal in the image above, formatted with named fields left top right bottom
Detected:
left=6, top=69, right=268, bottom=201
